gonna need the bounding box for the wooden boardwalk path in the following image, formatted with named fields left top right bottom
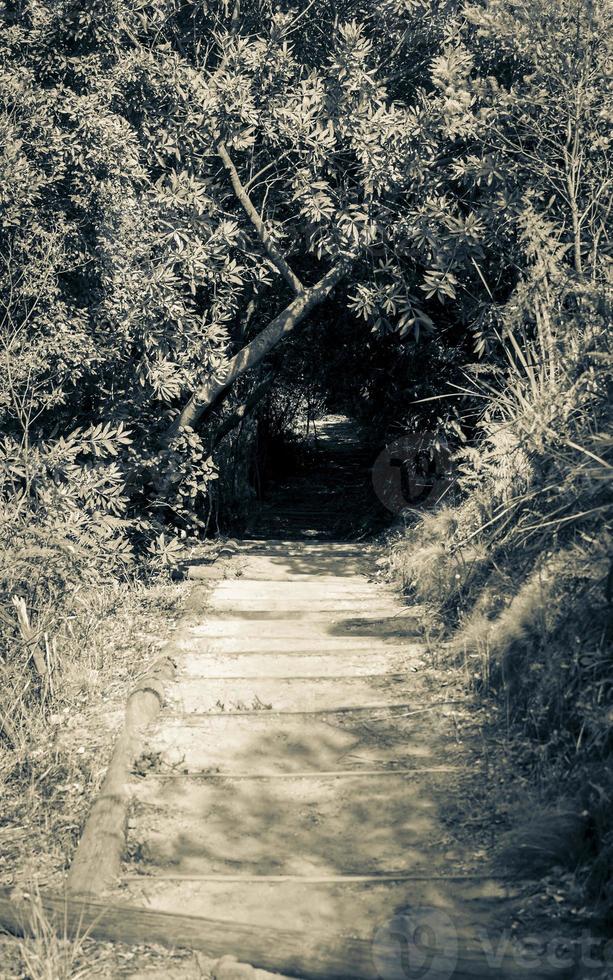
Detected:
left=60, top=537, right=578, bottom=977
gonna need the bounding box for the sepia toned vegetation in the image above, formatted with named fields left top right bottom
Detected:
left=0, top=0, right=611, bottom=954
left=383, top=0, right=612, bottom=921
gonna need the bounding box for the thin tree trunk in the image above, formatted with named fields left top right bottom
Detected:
left=209, top=376, right=273, bottom=451
left=163, top=261, right=349, bottom=445
left=217, top=143, right=304, bottom=295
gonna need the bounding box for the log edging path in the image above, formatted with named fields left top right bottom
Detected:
left=66, top=655, right=177, bottom=897
left=3, top=539, right=589, bottom=978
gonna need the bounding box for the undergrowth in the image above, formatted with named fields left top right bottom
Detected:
left=386, top=262, right=612, bottom=919
left=0, top=561, right=187, bottom=892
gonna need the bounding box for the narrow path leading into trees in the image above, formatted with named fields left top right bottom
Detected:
left=59, top=418, right=579, bottom=977
left=245, top=415, right=383, bottom=542
left=106, top=532, right=574, bottom=979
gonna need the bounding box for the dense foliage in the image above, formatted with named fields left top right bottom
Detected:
left=0, top=0, right=611, bottom=917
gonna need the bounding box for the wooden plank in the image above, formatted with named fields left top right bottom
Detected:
left=121, top=873, right=515, bottom=884
left=173, top=673, right=415, bottom=681
left=143, top=712, right=456, bottom=775
left=168, top=700, right=466, bottom=720
left=141, top=767, right=471, bottom=780
left=66, top=657, right=176, bottom=897
left=0, top=888, right=579, bottom=980
left=166, top=676, right=428, bottom=713
left=186, top=565, right=231, bottom=580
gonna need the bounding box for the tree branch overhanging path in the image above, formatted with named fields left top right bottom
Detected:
left=164, top=142, right=352, bottom=446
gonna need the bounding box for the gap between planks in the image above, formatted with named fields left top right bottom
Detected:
left=172, top=673, right=422, bottom=681
left=162, top=699, right=468, bottom=720
left=122, top=872, right=511, bottom=884
left=174, top=652, right=425, bottom=660
left=135, top=766, right=473, bottom=780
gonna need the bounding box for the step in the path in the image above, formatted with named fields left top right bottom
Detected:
left=165, top=675, right=432, bottom=714
left=115, top=876, right=514, bottom=942
left=140, top=708, right=473, bottom=774
left=108, top=539, right=572, bottom=979
left=182, top=612, right=424, bottom=635
left=126, top=770, right=481, bottom=877
left=174, top=650, right=425, bottom=677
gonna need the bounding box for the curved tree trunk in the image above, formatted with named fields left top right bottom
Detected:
left=163, top=260, right=350, bottom=446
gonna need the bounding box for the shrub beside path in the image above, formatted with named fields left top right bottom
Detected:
left=55, top=537, right=589, bottom=978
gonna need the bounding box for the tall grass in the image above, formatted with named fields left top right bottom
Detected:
left=16, top=885, right=99, bottom=980
left=0, top=492, right=186, bottom=900
left=386, top=273, right=612, bottom=911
